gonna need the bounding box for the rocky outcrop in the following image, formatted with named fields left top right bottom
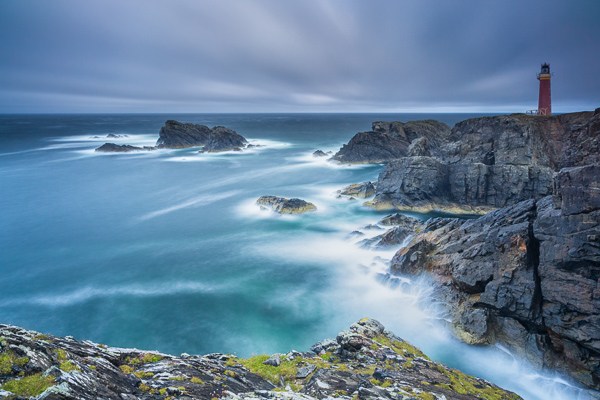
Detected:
left=257, top=196, right=317, bottom=214
left=200, top=126, right=248, bottom=153
left=0, top=319, right=521, bottom=400
left=389, top=165, right=600, bottom=389
left=359, top=214, right=421, bottom=248
left=156, top=120, right=248, bottom=152
left=156, top=120, right=213, bottom=148
left=338, top=182, right=376, bottom=199
left=312, top=150, right=329, bottom=157
left=332, top=120, right=451, bottom=164
left=95, top=143, right=156, bottom=152
left=367, top=110, right=599, bottom=213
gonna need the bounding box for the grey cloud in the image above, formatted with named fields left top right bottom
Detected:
left=0, top=0, right=598, bottom=113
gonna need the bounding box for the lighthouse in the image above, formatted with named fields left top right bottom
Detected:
left=537, top=63, right=551, bottom=115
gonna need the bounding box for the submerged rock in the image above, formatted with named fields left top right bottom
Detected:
left=95, top=143, right=156, bottom=152
left=0, top=319, right=522, bottom=400
left=257, top=196, right=317, bottom=214
left=338, top=181, right=376, bottom=199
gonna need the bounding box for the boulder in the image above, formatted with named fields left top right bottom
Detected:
left=256, top=196, right=317, bottom=214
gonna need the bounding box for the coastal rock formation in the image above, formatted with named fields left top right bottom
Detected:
left=366, top=110, right=599, bottom=213
left=156, top=120, right=213, bottom=148
left=312, top=150, right=328, bottom=157
left=390, top=165, right=600, bottom=389
left=156, top=120, right=248, bottom=152
left=332, top=120, right=451, bottom=164
left=0, top=319, right=521, bottom=400
left=359, top=214, right=421, bottom=248
left=257, top=196, right=317, bottom=214
left=200, top=126, right=248, bottom=153
left=338, top=182, right=376, bottom=199
left=95, top=143, right=156, bottom=152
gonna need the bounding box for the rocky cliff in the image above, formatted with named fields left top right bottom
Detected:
left=357, top=110, right=600, bottom=213
left=390, top=164, right=600, bottom=390
left=0, top=319, right=520, bottom=400
left=332, top=120, right=451, bottom=164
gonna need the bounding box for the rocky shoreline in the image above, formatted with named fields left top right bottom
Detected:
left=331, top=109, right=600, bottom=391
left=0, top=319, right=521, bottom=400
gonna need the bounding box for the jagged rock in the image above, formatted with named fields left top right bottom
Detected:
left=338, top=182, right=376, bottom=198
left=389, top=164, right=600, bottom=389
left=359, top=226, right=415, bottom=248
left=106, top=133, right=128, bottom=138
left=94, top=143, right=156, bottom=152
left=156, top=120, right=213, bottom=148
left=378, top=213, right=420, bottom=227
left=332, top=120, right=451, bottom=164
left=0, top=319, right=521, bottom=400
left=256, top=196, right=317, bottom=214
left=312, top=150, right=328, bottom=157
left=367, top=110, right=600, bottom=213
left=155, top=120, right=248, bottom=152
left=201, top=126, right=248, bottom=153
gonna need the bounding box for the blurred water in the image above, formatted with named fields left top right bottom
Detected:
left=0, top=113, right=594, bottom=399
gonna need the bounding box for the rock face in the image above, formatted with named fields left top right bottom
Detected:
left=201, top=126, right=248, bottom=153
left=156, top=120, right=213, bottom=148
left=156, top=120, right=248, bottom=151
left=0, top=319, right=521, bottom=400
left=95, top=143, right=156, bottom=152
left=390, top=165, right=600, bottom=389
left=257, top=196, right=317, bottom=214
left=332, top=120, right=451, bottom=164
left=367, top=111, right=599, bottom=213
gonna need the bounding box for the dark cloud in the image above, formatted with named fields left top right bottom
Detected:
left=1, top=0, right=598, bottom=112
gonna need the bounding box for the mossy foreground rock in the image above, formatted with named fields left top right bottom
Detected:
left=0, top=319, right=520, bottom=399
left=257, top=196, right=317, bottom=214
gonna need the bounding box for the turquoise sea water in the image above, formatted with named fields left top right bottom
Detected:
left=0, top=114, right=593, bottom=400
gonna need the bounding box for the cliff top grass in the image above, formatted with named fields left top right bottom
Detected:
left=1, top=373, right=55, bottom=397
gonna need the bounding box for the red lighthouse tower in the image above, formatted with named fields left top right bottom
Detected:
left=537, top=63, right=551, bottom=115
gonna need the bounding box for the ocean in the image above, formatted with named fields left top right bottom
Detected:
left=0, top=113, right=592, bottom=399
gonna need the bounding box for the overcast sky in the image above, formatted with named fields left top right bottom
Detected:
left=1, top=0, right=599, bottom=113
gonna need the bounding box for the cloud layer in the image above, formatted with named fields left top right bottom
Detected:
left=1, top=0, right=599, bottom=112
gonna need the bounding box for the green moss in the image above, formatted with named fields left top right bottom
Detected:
left=59, top=360, right=80, bottom=373
left=126, top=353, right=164, bottom=366
left=224, top=357, right=238, bottom=367
left=56, top=349, right=68, bottom=362
left=139, top=383, right=152, bottom=392
left=415, top=392, right=436, bottom=400
left=88, top=365, right=97, bottom=370
left=159, top=387, right=168, bottom=395
left=135, top=371, right=155, bottom=379
left=238, top=355, right=298, bottom=386
left=190, top=376, right=204, bottom=384
left=1, top=373, right=55, bottom=397
left=436, top=367, right=522, bottom=400
left=224, top=370, right=237, bottom=378
left=0, top=351, right=29, bottom=375
left=119, top=365, right=134, bottom=374
left=168, top=375, right=185, bottom=381
left=319, top=352, right=333, bottom=361
left=373, top=335, right=429, bottom=360
left=352, top=364, right=376, bottom=375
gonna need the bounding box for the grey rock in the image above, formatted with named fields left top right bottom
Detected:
left=95, top=143, right=156, bottom=152
left=256, top=196, right=317, bottom=214
left=332, top=120, right=451, bottom=164
left=156, top=120, right=212, bottom=148
left=201, top=126, right=248, bottom=153
left=338, top=182, right=376, bottom=198
left=312, top=150, right=328, bottom=157
left=263, top=354, right=281, bottom=367
left=390, top=167, right=600, bottom=389
left=0, top=319, right=521, bottom=400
